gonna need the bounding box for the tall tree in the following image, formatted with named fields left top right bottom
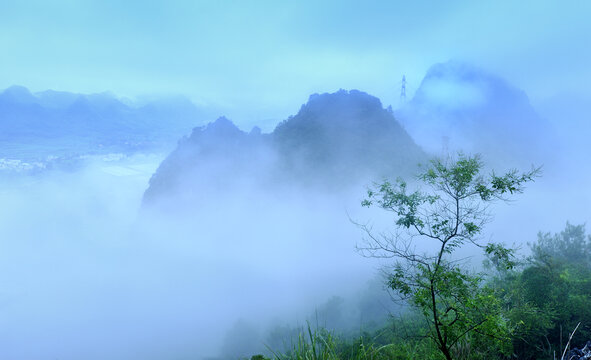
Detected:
left=358, top=154, right=539, bottom=360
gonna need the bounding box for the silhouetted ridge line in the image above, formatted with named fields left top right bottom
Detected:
left=143, top=89, right=426, bottom=206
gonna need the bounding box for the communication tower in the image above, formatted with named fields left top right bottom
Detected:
left=400, top=75, right=407, bottom=103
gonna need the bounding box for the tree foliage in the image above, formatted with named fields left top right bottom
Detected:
left=490, top=223, right=591, bottom=359
left=358, top=154, right=539, bottom=360
left=531, top=222, right=591, bottom=266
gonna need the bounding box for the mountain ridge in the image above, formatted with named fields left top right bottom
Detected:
left=397, top=61, right=555, bottom=168
left=143, top=89, right=426, bottom=206
left=0, top=85, right=210, bottom=157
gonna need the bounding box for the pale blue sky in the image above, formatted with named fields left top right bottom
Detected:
left=1, top=0, right=589, bottom=125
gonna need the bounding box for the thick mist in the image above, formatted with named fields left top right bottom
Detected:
left=0, top=153, right=399, bottom=359
left=0, top=63, right=590, bottom=360
left=2, top=1, right=591, bottom=359
left=1, top=115, right=588, bottom=360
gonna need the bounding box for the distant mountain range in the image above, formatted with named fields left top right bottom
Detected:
left=1, top=61, right=559, bottom=183
left=143, top=62, right=559, bottom=207
left=396, top=61, right=555, bottom=168
left=143, top=90, right=426, bottom=205
left=0, top=85, right=210, bottom=158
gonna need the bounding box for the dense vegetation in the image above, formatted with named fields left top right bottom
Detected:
left=246, top=222, right=591, bottom=360
left=246, top=157, right=590, bottom=360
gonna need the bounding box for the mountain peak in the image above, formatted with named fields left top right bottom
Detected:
left=144, top=89, right=426, bottom=205
left=211, top=115, right=234, bottom=127
left=301, top=89, right=384, bottom=117
left=206, top=116, right=242, bottom=134
left=274, top=89, right=388, bottom=135
left=186, top=116, right=244, bottom=144
left=412, top=61, right=529, bottom=111
left=1, top=85, right=36, bottom=104
left=398, top=61, right=551, bottom=167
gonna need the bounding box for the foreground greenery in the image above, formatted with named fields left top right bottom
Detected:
left=248, top=156, right=591, bottom=360
left=358, top=154, right=538, bottom=360
left=250, top=222, right=591, bottom=360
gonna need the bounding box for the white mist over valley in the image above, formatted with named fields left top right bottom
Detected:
left=1, top=2, right=590, bottom=360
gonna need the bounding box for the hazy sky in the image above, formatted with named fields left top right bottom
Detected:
left=1, top=0, right=589, bottom=124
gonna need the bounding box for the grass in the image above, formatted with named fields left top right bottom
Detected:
left=259, top=322, right=442, bottom=360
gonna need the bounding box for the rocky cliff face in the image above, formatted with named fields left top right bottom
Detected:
left=143, top=90, right=426, bottom=206
left=143, top=116, right=271, bottom=204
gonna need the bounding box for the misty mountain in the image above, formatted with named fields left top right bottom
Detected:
left=0, top=85, right=208, bottom=158
left=143, top=89, right=426, bottom=205
left=535, top=93, right=591, bottom=146
left=397, top=61, right=555, bottom=168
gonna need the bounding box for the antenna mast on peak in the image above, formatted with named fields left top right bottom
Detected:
left=400, top=75, right=407, bottom=103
